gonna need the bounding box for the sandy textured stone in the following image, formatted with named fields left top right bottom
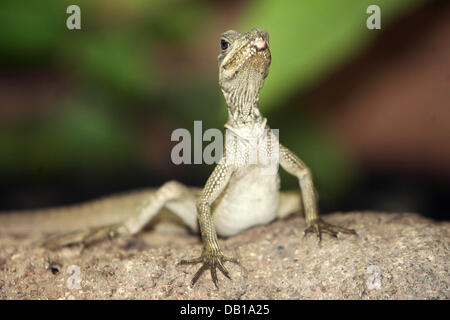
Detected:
left=0, top=212, right=448, bottom=299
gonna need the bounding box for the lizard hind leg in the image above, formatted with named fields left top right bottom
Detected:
left=276, top=190, right=304, bottom=219
left=42, top=181, right=201, bottom=250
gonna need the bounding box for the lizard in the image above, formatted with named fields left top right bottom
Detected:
left=0, top=28, right=356, bottom=288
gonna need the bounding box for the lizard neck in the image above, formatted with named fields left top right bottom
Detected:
left=222, top=88, right=265, bottom=129
left=222, top=88, right=268, bottom=141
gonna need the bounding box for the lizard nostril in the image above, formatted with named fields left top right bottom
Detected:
left=253, top=38, right=267, bottom=51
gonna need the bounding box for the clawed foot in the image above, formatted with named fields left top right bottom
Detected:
left=42, top=224, right=126, bottom=250
left=304, top=218, right=356, bottom=241
left=178, top=249, right=239, bottom=288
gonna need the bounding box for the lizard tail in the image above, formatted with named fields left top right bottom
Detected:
left=0, top=206, right=105, bottom=235
left=0, top=189, right=156, bottom=235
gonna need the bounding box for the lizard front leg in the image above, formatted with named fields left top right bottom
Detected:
left=179, top=158, right=239, bottom=288
left=279, top=144, right=356, bottom=240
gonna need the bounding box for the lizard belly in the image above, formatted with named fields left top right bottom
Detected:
left=213, top=167, right=280, bottom=237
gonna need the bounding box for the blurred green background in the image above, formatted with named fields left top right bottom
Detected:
left=1, top=0, right=448, bottom=219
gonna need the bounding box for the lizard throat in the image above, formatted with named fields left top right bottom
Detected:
left=222, top=87, right=264, bottom=127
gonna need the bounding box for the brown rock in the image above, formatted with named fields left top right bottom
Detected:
left=0, top=212, right=448, bottom=299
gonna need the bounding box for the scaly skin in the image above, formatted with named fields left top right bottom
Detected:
left=179, top=28, right=356, bottom=287
left=0, top=28, right=356, bottom=288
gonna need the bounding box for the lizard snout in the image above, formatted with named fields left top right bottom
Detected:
left=252, top=37, right=267, bottom=51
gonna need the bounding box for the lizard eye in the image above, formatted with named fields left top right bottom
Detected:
left=220, top=39, right=230, bottom=50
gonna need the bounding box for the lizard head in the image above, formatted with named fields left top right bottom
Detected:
left=218, top=28, right=271, bottom=118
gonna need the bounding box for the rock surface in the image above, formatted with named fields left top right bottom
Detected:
left=0, top=212, right=448, bottom=299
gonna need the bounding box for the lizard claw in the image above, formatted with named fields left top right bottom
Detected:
left=304, top=218, right=356, bottom=242
left=179, top=249, right=239, bottom=288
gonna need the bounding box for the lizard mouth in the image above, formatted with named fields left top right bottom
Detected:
left=247, top=38, right=271, bottom=74
left=250, top=37, right=271, bottom=63
left=245, top=31, right=271, bottom=66
left=222, top=38, right=270, bottom=72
